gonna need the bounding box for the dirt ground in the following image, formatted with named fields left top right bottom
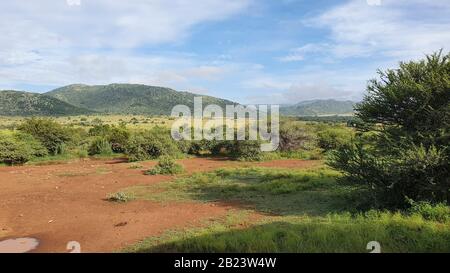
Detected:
left=0, top=157, right=318, bottom=253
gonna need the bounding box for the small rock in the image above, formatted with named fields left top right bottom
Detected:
left=48, top=220, right=54, bottom=223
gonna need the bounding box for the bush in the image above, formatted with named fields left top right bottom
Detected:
left=176, top=140, right=192, bottom=154
left=0, top=137, right=32, bottom=164
left=88, top=137, right=113, bottom=156
left=408, top=201, right=449, bottom=223
left=107, top=192, right=134, bottom=203
left=0, top=131, right=48, bottom=165
left=279, top=121, right=316, bottom=152
left=317, top=127, right=352, bottom=151
left=14, top=132, right=48, bottom=157
left=88, top=124, right=111, bottom=137
left=145, top=156, right=184, bottom=175
left=125, top=128, right=181, bottom=162
left=76, top=147, right=89, bottom=158
left=108, top=126, right=130, bottom=153
left=187, top=139, right=229, bottom=156
left=329, top=140, right=449, bottom=208
left=18, top=118, right=72, bottom=155
left=229, top=140, right=262, bottom=161
left=89, top=125, right=130, bottom=153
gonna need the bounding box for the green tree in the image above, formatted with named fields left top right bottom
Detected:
left=18, top=118, right=72, bottom=155
left=329, top=51, right=450, bottom=208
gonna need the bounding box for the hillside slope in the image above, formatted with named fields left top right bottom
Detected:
left=46, top=84, right=237, bottom=115
left=280, top=99, right=355, bottom=116
left=0, top=90, right=93, bottom=116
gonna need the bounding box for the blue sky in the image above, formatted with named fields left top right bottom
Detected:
left=0, top=0, right=449, bottom=104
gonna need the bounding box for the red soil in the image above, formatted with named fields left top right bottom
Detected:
left=0, top=158, right=318, bottom=253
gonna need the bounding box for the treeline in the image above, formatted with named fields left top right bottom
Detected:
left=0, top=117, right=353, bottom=165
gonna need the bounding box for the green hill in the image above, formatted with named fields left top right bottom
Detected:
left=0, top=90, right=93, bottom=116
left=46, top=84, right=237, bottom=115
left=280, top=99, right=355, bottom=116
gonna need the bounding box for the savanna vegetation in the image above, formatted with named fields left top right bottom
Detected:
left=0, top=52, right=448, bottom=253
left=0, top=112, right=352, bottom=165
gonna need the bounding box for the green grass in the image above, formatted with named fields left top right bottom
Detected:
left=124, top=166, right=450, bottom=253
left=123, top=210, right=254, bottom=253
left=126, top=212, right=450, bottom=253
left=128, top=166, right=356, bottom=216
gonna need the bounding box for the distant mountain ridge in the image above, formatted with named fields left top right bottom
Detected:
left=280, top=99, right=355, bottom=116
left=0, top=84, right=237, bottom=116
left=1, top=84, right=355, bottom=117
left=0, top=90, right=93, bottom=116
left=45, top=83, right=236, bottom=115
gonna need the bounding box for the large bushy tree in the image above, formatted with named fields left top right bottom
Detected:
left=329, top=51, right=449, bottom=208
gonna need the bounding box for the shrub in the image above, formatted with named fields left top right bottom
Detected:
left=0, top=131, right=48, bottom=165
left=89, top=125, right=130, bottom=153
left=329, top=140, right=449, bottom=208
left=408, top=201, right=449, bottom=223
left=279, top=121, right=316, bottom=152
left=229, top=140, right=262, bottom=161
left=176, top=140, right=192, bottom=154
left=88, top=137, right=113, bottom=156
left=0, top=137, right=32, bottom=164
left=18, top=118, right=72, bottom=155
left=317, top=127, right=352, bottom=151
left=88, top=124, right=111, bottom=137
left=108, top=126, right=130, bottom=153
left=125, top=128, right=181, bottom=162
left=76, top=147, right=89, bottom=158
left=107, top=192, right=134, bottom=203
left=14, top=132, right=48, bottom=157
left=145, top=156, right=184, bottom=175
left=187, top=139, right=230, bottom=156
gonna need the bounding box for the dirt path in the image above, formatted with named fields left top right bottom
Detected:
left=0, top=157, right=318, bottom=253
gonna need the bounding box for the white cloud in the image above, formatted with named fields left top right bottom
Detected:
left=0, top=0, right=251, bottom=90
left=278, top=43, right=330, bottom=62
left=246, top=83, right=353, bottom=104
left=264, top=0, right=450, bottom=104
left=303, top=0, right=450, bottom=60
left=183, top=66, right=227, bottom=80
left=1, top=0, right=252, bottom=48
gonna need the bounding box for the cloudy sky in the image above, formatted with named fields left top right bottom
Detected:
left=0, top=0, right=449, bottom=104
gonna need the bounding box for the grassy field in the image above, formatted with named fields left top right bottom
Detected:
left=0, top=115, right=175, bottom=129
left=121, top=165, right=450, bottom=253
left=0, top=115, right=255, bottom=130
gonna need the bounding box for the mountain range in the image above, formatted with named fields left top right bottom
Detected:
left=0, top=84, right=355, bottom=116
left=280, top=99, right=355, bottom=116
left=0, top=84, right=235, bottom=116
left=0, top=90, right=93, bottom=116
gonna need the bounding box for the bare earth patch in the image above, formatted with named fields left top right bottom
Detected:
left=0, top=157, right=318, bottom=252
